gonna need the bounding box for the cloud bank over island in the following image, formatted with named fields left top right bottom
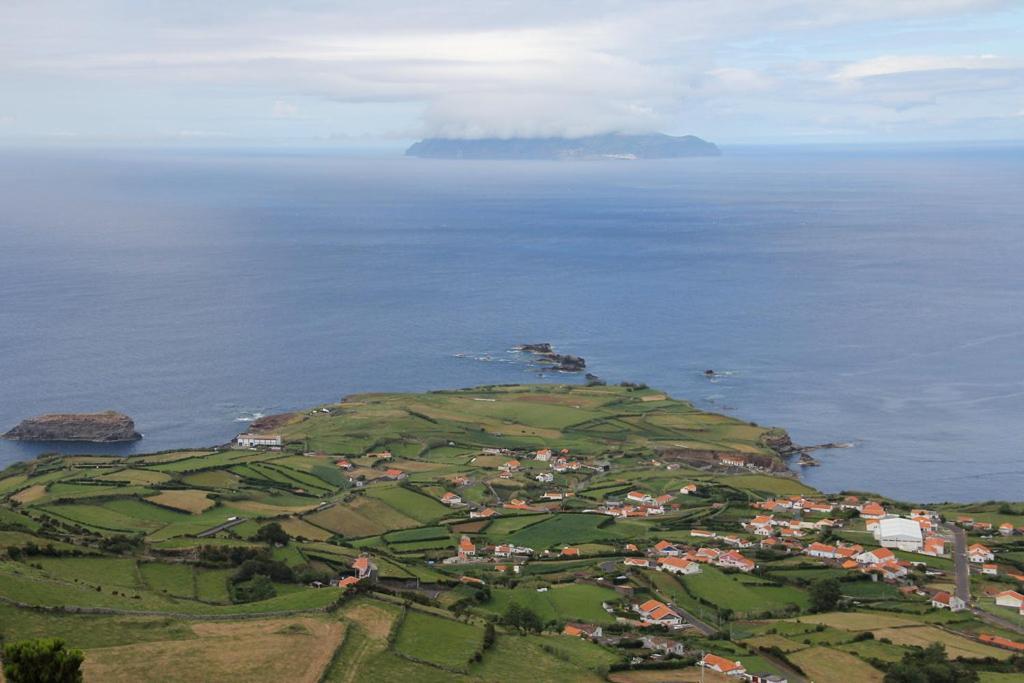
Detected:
left=1, top=0, right=1022, bottom=144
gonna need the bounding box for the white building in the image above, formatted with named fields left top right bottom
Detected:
left=874, top=517, right=923, bottom=552
left=236, top=433, right=283, bottom=448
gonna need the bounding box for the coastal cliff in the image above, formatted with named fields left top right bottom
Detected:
left=3, top=411, right=141, bottom=442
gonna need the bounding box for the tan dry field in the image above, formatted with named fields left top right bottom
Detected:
left=11, top=485, right=46, bottom=504
left=83, top=617, right=344, bottom=683
left=789, top=646, right=884, bottom=683
left=795, top=611, right=920, bottom=630
left=145, top=489, right=215, bottom=514
left=609, top=668, right=732, bottom=683
left=872, top=626, right=1012, bottom=660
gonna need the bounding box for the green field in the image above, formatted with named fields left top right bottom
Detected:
left=393, top=609, right=483, bottom=669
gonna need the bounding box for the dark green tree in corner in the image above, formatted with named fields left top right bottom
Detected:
left=808, top=577, right=842, bottom=613
left=2, top=638, right=84, bottom=683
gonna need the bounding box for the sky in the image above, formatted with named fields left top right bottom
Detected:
left=0, top=0, right=1022, bottom=146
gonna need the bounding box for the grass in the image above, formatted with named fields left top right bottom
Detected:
left=482, top=583, right=620, bottom=624
left=393, top=609, right=483, bottom=669
left=470, top=634, right=607, bottom=682
left=304, top=498, right=418, bottom=537
left=788, top=646, right=884, bottom=683
left=146, top=489, right=215, bottom=514
left=681, top=566, right=808, bottom=614
left=82, top=617, right=344, bottom=683
left=194, top=568, right=233, bottom=603
left=364, top=485, right=450, bottom=523
left=34, top=556, right=142, bottom=590
left=795, top=612, right=921, bottom=630
left=0, top=603, right=195, bottom=650
left=503, top=514, right=623, bottom=549
left=140, top=562, right=195, bottom=598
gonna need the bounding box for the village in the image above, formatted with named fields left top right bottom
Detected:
left=3, top=384, right=1024, bottom=682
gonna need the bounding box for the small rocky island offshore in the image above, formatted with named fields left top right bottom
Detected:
left=3, top=411, right=141, bottom=442
left=515, top=342, right=586, bottom=372
left=406, top=132, right=720, bottom=160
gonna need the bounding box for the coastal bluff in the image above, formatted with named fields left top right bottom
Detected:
left=3, top=411, right=141, bottom=442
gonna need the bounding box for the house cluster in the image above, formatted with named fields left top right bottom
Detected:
left=957, top=516, right=1024, bottom=536
left=443, top=534, right=534, bottom=569
left=624, top=538, right=756, bottom=574
left=597, top=490, right=678, bottom=518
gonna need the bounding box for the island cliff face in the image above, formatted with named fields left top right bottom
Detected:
left=405, top=133, right=720, bottom=160
left=3, top=411, right=141, bottom=442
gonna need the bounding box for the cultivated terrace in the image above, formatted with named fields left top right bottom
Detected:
left=1, top=384, right=1023, bottom=682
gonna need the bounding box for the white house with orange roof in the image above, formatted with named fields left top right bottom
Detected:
left=982, top=564, right=999, bottom=576
left=922, top=537, right=947, bottom=557
left=534, top=448, right=553, bottom=461
left=383, top=468, right=407, bottom=480
left=690, top=529, right=716, bottom=539
left=653, top=540, right=682, bottom=556
left=470, top=507, right=498, bottom=519
left=623, top=557, right=652, bottom=569
left=441, top=492, right=462, bottom=506
left=352, top=555, right=376, bottom=580
left=657, top=557, right=701, bottom=575
left=1000, top=523, right=1016, bottom=536
left=859, top=502, right=886, bottom=519
left=699, top=653, right=746, bottom=677
left=856, top=547, right=896, bottom=565
left=457, top=535, right=476, bottom=560
left=717, top=550, right=756, bottom=572
left=680, top=483, right=698, bottom=495
left=995, top=590, right=1024, bottom=610
left=634, top=599, right=683, bottom=627
left=968, top=544, right=994, bottom=563
left=626, top=491, right=654, bottom=504
left=806, top=542, right=840, bottom=560
left=931, top=591, right=966, bottom=612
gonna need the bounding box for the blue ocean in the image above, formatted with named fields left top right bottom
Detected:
left=1, top=145, right=1022, bottom=502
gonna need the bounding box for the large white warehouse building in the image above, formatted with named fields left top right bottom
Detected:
left=874, top=517, right=924, bottom=551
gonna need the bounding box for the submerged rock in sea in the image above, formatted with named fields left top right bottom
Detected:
left=3, top=411, right=142, bottom=442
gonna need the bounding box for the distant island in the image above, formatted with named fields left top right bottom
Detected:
left=405, top=132, right=720, bottom=160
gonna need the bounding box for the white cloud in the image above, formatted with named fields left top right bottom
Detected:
left=0, top=0, right=1020, bottom=141
left=833, top=54, right=1017, bottom=80
left=271, top=100, right=298, bottom=119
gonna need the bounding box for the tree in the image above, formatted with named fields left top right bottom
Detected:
left=3, top=638, right=84, bottom=683
left=809, top=577, right=842, bottom=613
left=884, top=643, right=979, bottom=683
left=501, top=604, right=543, bottom=633
left=231, top=574, right=276, bottom=603
left=254, top=522, right=289, bottom=546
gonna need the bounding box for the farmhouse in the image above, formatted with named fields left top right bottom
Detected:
left=470, top=507, right=497, bottom=519
left=856, top=548, right=896, bottom=565
left=440, top=492, right=462, bottom=506
left=922, top=537, right=946, bottom=556
left=641, top=636, right=686, bottom=656
left=995, top=590, right=1024, bottom=609
left=679, top=483, right=698, bottom=494
left=1000, top=522, right=1016, bottom=536
left=626, top=491, right=654, bottom=504
left=982, top=564, right=999, bottom=576
left=458, top=535, right=476, bottom=560
left=623, top=557, right=652, bottom=568
left=718, top=550, right=756, bottom=572
left=859, top=502, right=886, bottom=519
left=653, top=540, right=682, bottom=556
left=968, top=544, right=994, bottom=563
left=352, top=555, right=376, bottom=580
left=335, top=459, right=353, bottom=470
left=931, top=591, right=966, bottom=612
left=562, top=623, right=602, bottom=640
left=805, top=542, right=840, bottom=559
left=635, top=599, right=683, bottom=627
left=236, top=433, right=283, bottom=448
left=657, top=557, right=700, bottom=575
left=874, top=517, right=924, bottom=551
left=383, top=468, right=407, bottom=480
left=700, top=653, right=746, bottom=676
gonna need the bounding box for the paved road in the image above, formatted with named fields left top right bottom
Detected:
left=943, top=522, right=970, bottom=603
left=666, top=601, right=718, bottom=636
